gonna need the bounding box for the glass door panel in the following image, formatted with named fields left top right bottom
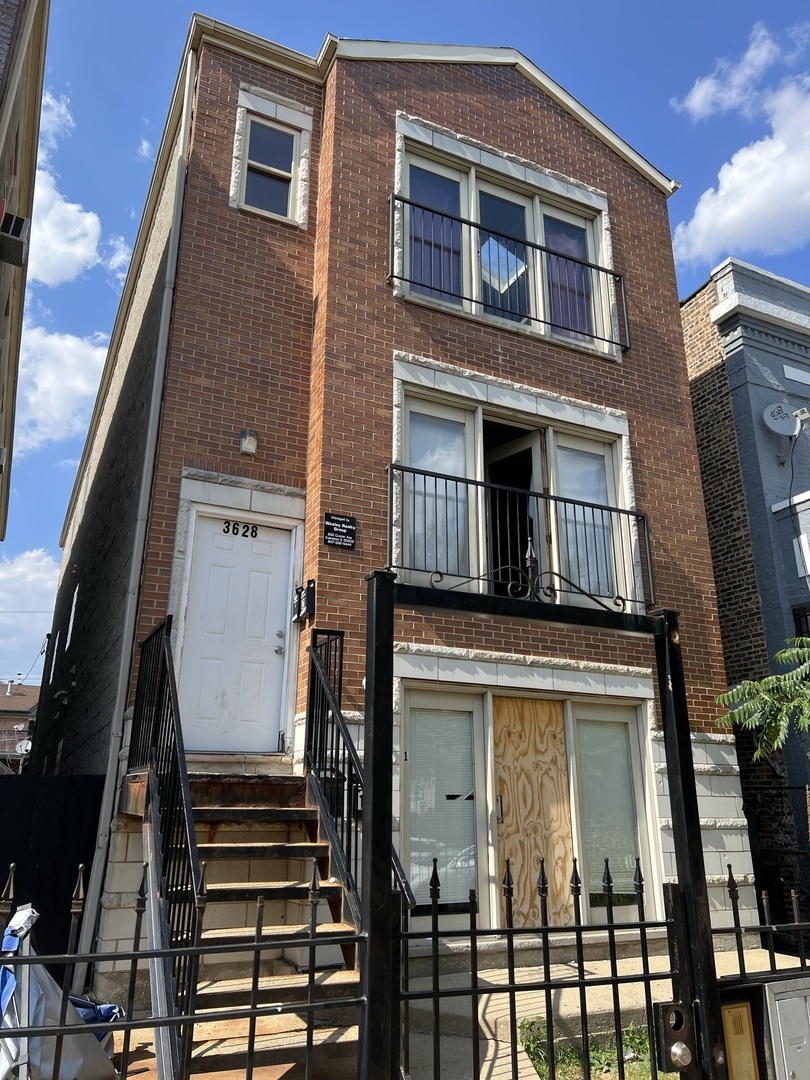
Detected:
left=575, top=719, right=638, bottom=907
left=407, top=409, right=470, bottom=576
left=479, top=190, right=529, bottom=321
left=409, top=164, right=462, bottom=302
left=409, top=708, right=478, bottom=906
left=544, top=214, right=592, bottom=338
left=556, top=443, right=614, bottom=598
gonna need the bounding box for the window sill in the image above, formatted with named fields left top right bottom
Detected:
left=236, top=202, right=305, bottom=229
left=392, top=284, right=623, bottom=363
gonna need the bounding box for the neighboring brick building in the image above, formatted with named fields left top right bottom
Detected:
left=35, top=17, right=756, bottom=945
left=683, top=258, right=810, bottom=916
left=0, top=0, right=49, bottom=537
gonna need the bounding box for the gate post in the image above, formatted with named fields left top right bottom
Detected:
left=653, top=608, right=728, bottom=1079
left=359, top=569, right=397, bottom=1080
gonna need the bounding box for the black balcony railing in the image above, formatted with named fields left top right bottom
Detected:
left=387, top=464, right=655, bottom=610
left=388, top=194, right=630, bottom=350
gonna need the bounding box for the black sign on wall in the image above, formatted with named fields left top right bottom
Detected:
left=323, top=513, right=357, bottom=549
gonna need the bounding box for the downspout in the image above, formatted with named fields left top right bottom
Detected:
left=76, top=48, right=197, bottom=968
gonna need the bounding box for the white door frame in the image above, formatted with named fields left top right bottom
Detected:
left=173, top=501, right=304, bottom=753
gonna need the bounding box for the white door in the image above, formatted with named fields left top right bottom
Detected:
left=178, top=514, right=292, bottom=752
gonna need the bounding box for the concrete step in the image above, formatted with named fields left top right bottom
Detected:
left=196, top=968, right=360, bottom=1009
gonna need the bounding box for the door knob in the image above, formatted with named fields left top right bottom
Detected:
left=274, top=646, right=284, bottom=655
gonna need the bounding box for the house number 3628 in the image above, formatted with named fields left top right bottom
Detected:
left=222, top=521, right=258, bottom=538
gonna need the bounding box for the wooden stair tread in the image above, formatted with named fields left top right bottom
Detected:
left=200, top=921, right=354, bottom=944
left=191, top=1024, right=358, bottom=1071
left=196, top=969, right=359, bottom=1003
left=197, top=842, right=328, bottom=859
left=199, top=969, right=358, bottom=991
left=194, top=807, right=318, bottom=822
left=206, top=879, right=342, bottom=892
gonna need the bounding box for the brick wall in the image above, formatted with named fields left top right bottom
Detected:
left=117, top=46, right=729, bottom=738
left=682, top=281, right=770, bottom=686
left=302, top=57, right=727, bottom=729
left=134, top=44, right=323, bottom=648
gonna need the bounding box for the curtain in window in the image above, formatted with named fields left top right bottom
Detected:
left=409, top=166, right=462, bottom=302
left=576, top=719, right=638, bottom=904
left=407, top=411, right=470, bottom=577
left=556, top=444, right=614, bottom=598
left=409, top=708, right=477, bottom=906
left=544, top=215, right=592, bottom=338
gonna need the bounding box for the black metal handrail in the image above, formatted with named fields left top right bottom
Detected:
left=388, top=193, right=630, bottom=350
left=305, top=630, right=416, bottom=927
left=387, top=463, right=656, bottom=610
left=128, top=616, right=205, bottom=1070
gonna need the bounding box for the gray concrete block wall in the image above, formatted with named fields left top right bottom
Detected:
left=32, top=138, right=184, bottom=777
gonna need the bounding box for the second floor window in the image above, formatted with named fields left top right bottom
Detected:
left=398, top=396, right=644, bottom=608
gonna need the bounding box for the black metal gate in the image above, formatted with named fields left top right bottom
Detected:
left=360, top=570, right=731, bottom=1080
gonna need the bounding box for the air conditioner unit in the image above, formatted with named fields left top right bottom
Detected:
left=0, top=212, right=30, bottom=267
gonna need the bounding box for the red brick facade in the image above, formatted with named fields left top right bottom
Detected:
left=122, top=43, right=730, bottom=731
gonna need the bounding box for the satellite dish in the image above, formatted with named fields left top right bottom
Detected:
left=15, top=739, right=31, bottom=756
left=763, top=403, right=800, bottom=438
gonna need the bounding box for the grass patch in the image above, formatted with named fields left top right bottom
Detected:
left=519, top=1018, right=653, bottom=1079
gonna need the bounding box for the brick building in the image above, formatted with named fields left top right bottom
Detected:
left=683, top=257, right=810, bottom=916
left=34, top=17, right=757, bottom=956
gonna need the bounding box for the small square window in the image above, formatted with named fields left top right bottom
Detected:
left=230, top=88, right=312, bottom=227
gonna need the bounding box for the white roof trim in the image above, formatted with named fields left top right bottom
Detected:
left=335, top=39, right=677, bottom=196
left=186, top=21, right=677, bottom=196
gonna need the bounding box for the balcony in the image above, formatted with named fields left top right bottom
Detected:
left=387, top=464, right=655, bottom=611
left=388, top=194, right=630, bottom=351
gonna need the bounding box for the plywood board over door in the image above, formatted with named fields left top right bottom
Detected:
left=493, top=697, right=574, bottom=927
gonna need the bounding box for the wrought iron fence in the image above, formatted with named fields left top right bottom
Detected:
left=398, top=855, right=677, bottom=1080
left=388, top=194, right=630, bottom=351
left=0, top=861, right=364, bottom=1080
left=126, top=616, right=205, bottom=1072
left=387, top=464, right=655, bottom=610
left=714, top=863, right=810, bottom=985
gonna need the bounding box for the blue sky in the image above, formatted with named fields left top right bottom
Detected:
left=5, top=0, right=810, bottom=684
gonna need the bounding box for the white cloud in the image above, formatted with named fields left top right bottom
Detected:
left=28, top=168, right=102, bottom=286
left=38, top=91, right=74, bottom=165
left=102, top=234, right=131, bottom=287
left=0, top=549, right=59, bottom=684
left=672, top=23, right=782, bottom=120
left=136, top=137, right=154, bottom=162
left=16, top=323, right=107, bottom=454
left=673, top=23, right=810, bottom=267
left=29, top=90, right=131, bottom=290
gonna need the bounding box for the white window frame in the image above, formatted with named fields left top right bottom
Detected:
left=400, top=390, right=628, bottom=603
left=230, top=87, right=313, bottom=227
left=565, top=701, right=656, bottom=922
left=395, top=117, right=618, bottom=356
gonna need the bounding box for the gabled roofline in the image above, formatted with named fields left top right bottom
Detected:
left=188, top=18, right=678, bottom=196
